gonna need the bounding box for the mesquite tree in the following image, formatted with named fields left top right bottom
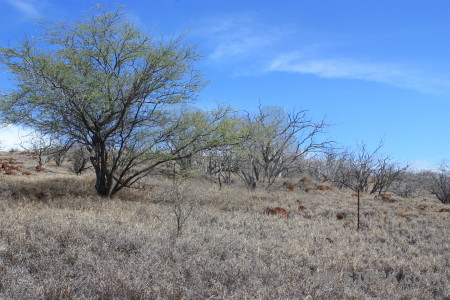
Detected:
left=370, top=156, right=409, bottom=195
left=326, top=142, right=383, bottom=230
left=0, top=6, right=231, bottom=197
left=18, top=131, right=56, bottom=166
left=235, top=106, right=330, bottom=188
left=427, top=162, right=450, bottom=204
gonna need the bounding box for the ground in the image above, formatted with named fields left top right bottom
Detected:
left=0, top=151, right=448, bottom=299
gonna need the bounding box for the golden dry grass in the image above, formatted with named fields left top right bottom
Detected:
left=0, top=152, right=448, bottom=299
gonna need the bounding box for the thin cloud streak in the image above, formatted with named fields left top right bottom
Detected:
left=268, top=53, right=450, bottom=95
left=210, top=33, right=273, bottom=61
left=5, top=0, right=41, bottom=17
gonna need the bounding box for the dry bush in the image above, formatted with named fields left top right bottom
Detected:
left=283, top=181, right=298, bottom=191
left=392, top=171, right=428, bottom=198
left=375, top=194, right=392, bottom=201
left=70, top=144, right=91, bottom=175
left=299, top=176, right=313, bottom=186
left=428, top=163, right=450, bottom=204
left=317, top=185, right=328, bottom=191
left=166, top=179, right=199, bottom=235
left=264, top=207, right=289, bottom=218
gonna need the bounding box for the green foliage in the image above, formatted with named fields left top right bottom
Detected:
left=0, top=6, right=204, bottom=135
left=0, top=5, right=229, bottom=197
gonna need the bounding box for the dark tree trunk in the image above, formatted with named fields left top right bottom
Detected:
left=218, top=171, right=222, bottom=190
left=357, top=186, right=360, bottom=230
left=90, top=139, right=113, bottom=197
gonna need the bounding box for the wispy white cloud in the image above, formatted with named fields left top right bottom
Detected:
left=210, top=33, right=271, bottom=61
left=195, top=13, right=450, bottom=95
left=268, top=52, right=450, bottom=95
left=196, top=13, right=291, bottom=64
left=4, top=0, right=41, bottom=18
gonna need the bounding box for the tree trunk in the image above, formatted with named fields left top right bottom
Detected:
left=218, top=171, right=222, bottom=190
left=357, top=186, right=360, bottom=230
left=90, top=139, right=113, bottom=197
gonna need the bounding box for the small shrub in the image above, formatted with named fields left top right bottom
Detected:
left=265, top=207, right=289, bottom=218
left=317, top=185, right=327, bottom=191
left=427, top=163, right=450, bottom=204
left=336, top=213, right=347, bottom=220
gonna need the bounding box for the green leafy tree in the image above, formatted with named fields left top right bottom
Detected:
left=160, top=106, right=244, bottom=178
left=0, top=6, right=231, bottom=197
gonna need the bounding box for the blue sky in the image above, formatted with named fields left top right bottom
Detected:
left=0, top=0, right=449, bottom=170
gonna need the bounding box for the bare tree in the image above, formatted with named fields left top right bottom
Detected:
left=370, top=157, right=409, bottom=195
left=72, top=144, right=91, bottom=175
left=427, top=162, right=450, bottom=204
left=326, top=142, right=383, bottom=230
left=316, top=147, right=349, bottom=187
left=235, top=106, right=330, bottom=188
left=167, top=178, right=198, bottom=235
left=50, top=140, right=75, bottom=166
left=391, top=171, right=426, bottom=198
left=19, top=131, right=55, bottom=166
left=204, top=147, right=238, bottom=189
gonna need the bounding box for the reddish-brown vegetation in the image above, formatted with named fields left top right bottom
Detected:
left=22, top=172, right=33, bottom=176
left=336, top=213, right=347, bottom=220
left=298, top=205, right=306, bottom=211
left=265, top=207, right=289, bottom=218
left=35, top=165, right=44, bottom=172
left=283, top=182, right=298, bottom=191
left=351, top=193, right=359, bottom=197
left=439, top=208, right=450, bottom=212
left=317, top=185, right=328, bottom=191
left=375, top=194, right=392, bottom=200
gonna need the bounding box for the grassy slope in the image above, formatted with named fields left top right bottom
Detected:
left=0, top=151, right=448, bottom=299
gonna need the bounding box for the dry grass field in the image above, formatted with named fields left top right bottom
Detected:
left=0, top=151, right=448, bottom=299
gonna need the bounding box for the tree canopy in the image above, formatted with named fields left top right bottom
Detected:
left=0, top=6, right=236, bottom=197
